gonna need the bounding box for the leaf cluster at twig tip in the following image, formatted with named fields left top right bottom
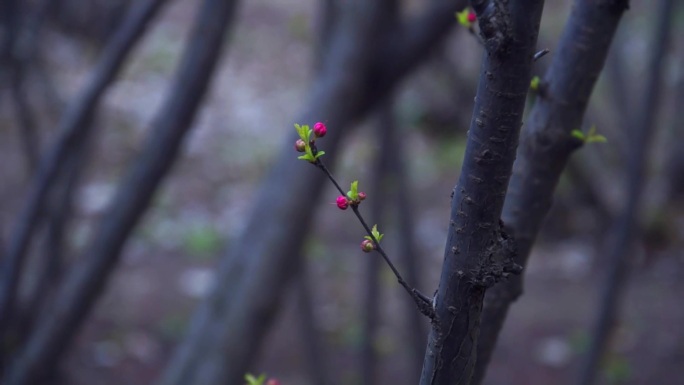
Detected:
left=456, top=7, right=477, bottom=29
left=244, top=373, right=280, bottom=385
left=364, top=224, right=384, bottom=244
left=571, top=125, right=607, bottom=144
left=244, top=373, right=266, bottom=385
left=294, top=123, right=325, bottom=162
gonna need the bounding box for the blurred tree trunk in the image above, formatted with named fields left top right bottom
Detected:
left=1, top=0, right=170, bottom=377
left=2, top=0, right=238, bottom=383
left=578, top=0, right=676, bottom=383
left=47, top=0, right=133, bottom=45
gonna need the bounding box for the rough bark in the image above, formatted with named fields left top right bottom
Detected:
left=472, top=1, right=629, bottom=383
left=2, top=0, right=237, bottom=383
left=419, top=1, right=545, bottom=384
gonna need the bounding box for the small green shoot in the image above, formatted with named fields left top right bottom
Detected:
left=364, top=224, right=384, bottom=244
left=244, top=373, right=267, bottom=385
left=530, top=76, right=541, bottom=92
left=456, top=8, right=476, bottom=28
left=295, top=123, right=325, bottom=162
left=571, top=125, right=607, bottom=144
left=347, top=180, right=359, bottom=201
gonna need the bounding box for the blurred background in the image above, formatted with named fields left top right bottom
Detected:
left=0, top=0, right=683, bottom=384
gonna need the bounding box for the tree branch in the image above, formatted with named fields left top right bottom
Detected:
left=158, top=2, right=469, bottom=383
left=419, top=1, right=545, bottom=384
left=472, top=1, right=629, bottom=383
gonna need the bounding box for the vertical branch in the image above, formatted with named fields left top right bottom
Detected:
left=2, top=0, right=237, bottom=382
left=6, top=0, right=53, bottom=175
left=420, top=1, right=545, bottom=384
left=10, top=68, right=40, bottom=175
left=472, top=1, right=629, bottom=384
left=578, top=0, right=676, bottom=384
left=0, top=0, right=169, bottom=369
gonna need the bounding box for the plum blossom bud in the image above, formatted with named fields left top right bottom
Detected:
left=294, top=139, right=306, bottom=152
left=313, top=122, right=327, bottom=138
left=336, top=196, right=349, bottom=210
left=467, top=12, right=476, bottom=23
left=360, top=239, right=375, bottom=252
left=357, top=192, right=367, bottom=201
left=266, top=379, right=281, bottom=385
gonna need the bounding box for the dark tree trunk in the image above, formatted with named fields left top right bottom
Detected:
left=419, top=1, right=545, bottom=384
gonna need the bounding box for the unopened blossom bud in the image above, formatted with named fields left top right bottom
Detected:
left=467, top=12, right=476, bottom=23
left=313, top=122, right=327, bottom=138
left=336, top=196, right=349, bottom=210
left=295, top=139, right=306, bottom=152
left=361, top=239, right=375, bottom=252
left=357, top=192, right=367, bottom=201
left=266, top=379, right=281, bottom=385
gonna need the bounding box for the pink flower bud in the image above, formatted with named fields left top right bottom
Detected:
left=313, top=122, right=327, bottom=138
left=361, top=239, right=375, bottom=252
left=266, top=379, right=281, bottom=385
left=357, top=192, right=367, bottom=201
left=336, top=196, right=349, bottom=210
left=467, top=12, right=476, bottom=23
left=294, top=139, right=306, bottom=152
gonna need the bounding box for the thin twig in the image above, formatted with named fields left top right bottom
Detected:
left=533, top=48, right=550, bottom=61
left=314, top=159, right=433, bottom=313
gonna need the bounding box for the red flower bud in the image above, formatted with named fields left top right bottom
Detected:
left=294, top=139, right=306, bottom=152
left=357, top=192, right=367, bottom=201
left=336, top=196, right=349, bottom=210
left=313, top=122, right=327, bottom=138
left=467, top=12, right=476, bottom=23
left=266, top=379, right=281, bottom=385
left=361, top=239, right=375, bottom=252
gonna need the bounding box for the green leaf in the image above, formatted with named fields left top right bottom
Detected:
left=371, top=224, right=384, bottom=242
left=347, top=180, right=359, bottom=200
left=530, top=76, right=540, bottom=91
left=572, top=125, right=607, bottom=144
left=298, top=153, right=314, bottom=162
left=294, top=123, right=310, bottom=142
left=586, top=134, right=607, bottom=143
left=244, top=373, right=267, bottom=385
left=455, top=8, right=474, bottom=28
left=571, top=129, right=585, bottom=140
left=314, top=150, right=326, bottom=159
